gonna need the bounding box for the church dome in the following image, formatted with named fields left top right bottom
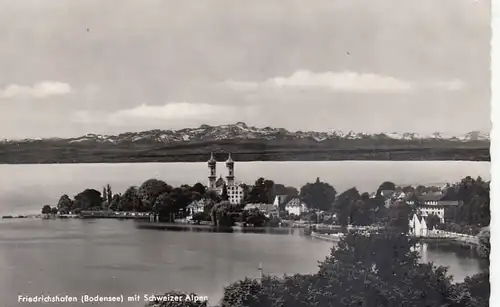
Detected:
left=207, top=152, right=216, bottom=166
left=225, top=153, right=234, bottom=166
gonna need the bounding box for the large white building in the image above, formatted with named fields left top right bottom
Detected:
left=207, top=153, right=245, bottom=205
left=406, top=192, right=458, bottom=223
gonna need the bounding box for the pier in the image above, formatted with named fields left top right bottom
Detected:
left=412, top=230, right=479, bottom=246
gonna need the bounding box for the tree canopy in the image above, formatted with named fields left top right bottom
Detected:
left=73, top=189, right=102, bottom=211
left=299, top=177, right=336, bottom=211
left=41, top=205, right=52, bottom=214
left=245, top=178, right=275, bottom=204
left=138, top=179, right=173, bottom=211
left=119, top=186, right=143, bottom=211
left=376, top=181, right=396, bottom=196
left=56, top=194, right=73, bottom=214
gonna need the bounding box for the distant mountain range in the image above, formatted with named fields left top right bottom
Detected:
left=1, top=122, right=490, bottom=144
left=0, top=122, right=490, bottom=163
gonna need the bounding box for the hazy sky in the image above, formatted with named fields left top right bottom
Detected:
left=0, top=0, right=491, bottom=138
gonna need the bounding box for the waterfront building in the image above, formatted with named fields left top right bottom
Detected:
left=406, top=192, right=458, bottom=223
left=207, top=153, right=245, bottom=205
left=186, top=199, right=206, bottom=215
left=409, top=213, right=428, bottom=237
left=284, top=197, right=308, bottom=216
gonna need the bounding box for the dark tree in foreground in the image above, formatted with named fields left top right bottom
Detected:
left=219, top=231, right=489, bottom=307
left=477, top=227, right=490, bottom=261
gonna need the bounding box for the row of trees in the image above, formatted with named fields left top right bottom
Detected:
left=49, top=175, right=489, bottom=233
left=146, top=231, right=490, bottom=307
left=53, top=180, right=218, bottom=217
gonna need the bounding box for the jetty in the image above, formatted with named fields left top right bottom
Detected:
left=310, top=231, right=343, bottom=242
left=412, top=230, right=479, bottom=246
left=79, top=211, right=150, bottom=220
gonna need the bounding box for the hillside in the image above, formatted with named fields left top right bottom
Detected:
left=0, top=122, right=490, bottom=163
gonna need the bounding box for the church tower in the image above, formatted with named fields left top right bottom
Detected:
left=207, top=152, right=217, bottom=189
left=225, top=153, right=235, bottom=186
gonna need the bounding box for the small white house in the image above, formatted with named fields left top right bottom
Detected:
left=284, top=198, right=308, bottom=216
left=409, top=213, right=428, bottom=237
left=186, top=199, right=206, bottom=215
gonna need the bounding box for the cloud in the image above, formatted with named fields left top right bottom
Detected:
left=221, top=70, right=465, bottom=93
left=108, top=102, right=236, bottom=123
left=0, top=81, right=72, bottom=99
left=222, top=70, right=415, bottom=93
left=72, top=102, right=257, bottom=126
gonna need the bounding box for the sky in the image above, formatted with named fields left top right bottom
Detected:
left=0, top=0, right=491, bottom=138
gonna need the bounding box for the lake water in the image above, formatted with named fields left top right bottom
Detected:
left=0, top=161, right=490, bottom=215
left=0, top=219, right=486, bottom=307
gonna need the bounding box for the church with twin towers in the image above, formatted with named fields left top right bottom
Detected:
left=207, top=152, right=245, bottom=205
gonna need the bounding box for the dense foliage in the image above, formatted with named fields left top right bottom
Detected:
left=443, top=176, right=490, bottom=226
left=56, top=194, right=73, bottom=214
left=299, top=177, right=337, bottom=211
left=41, top=205, right=52, bottom=214
left=476, top=227, right=490, bottom=260
left=219, top=231, right=489, bottom=307
left=138, top=179, right=173, bottom=212
left=73, top=189, right=102, bottom=211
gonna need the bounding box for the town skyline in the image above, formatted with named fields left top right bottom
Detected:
left=0, top=0, right=491, bottom=139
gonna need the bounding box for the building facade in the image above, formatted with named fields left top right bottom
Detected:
left=207, top=153, right=245, bottom=205
left=406, top=193, right=458, bottom=224
left=284, top=197, right=308, bottom=216
left=409, top=213, right=428, bottom=237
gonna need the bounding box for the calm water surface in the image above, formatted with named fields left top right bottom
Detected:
left=0, top=161, right=490, bottom=215
left=0, top=219, right=485, bottom=307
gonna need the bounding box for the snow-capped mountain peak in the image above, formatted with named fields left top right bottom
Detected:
left=2, top=122, right=490, bottom=145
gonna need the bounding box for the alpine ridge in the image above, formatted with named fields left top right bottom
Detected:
left=1, top=122, right=490, bottom=145
left=0, top=122, right=490, bottom=163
